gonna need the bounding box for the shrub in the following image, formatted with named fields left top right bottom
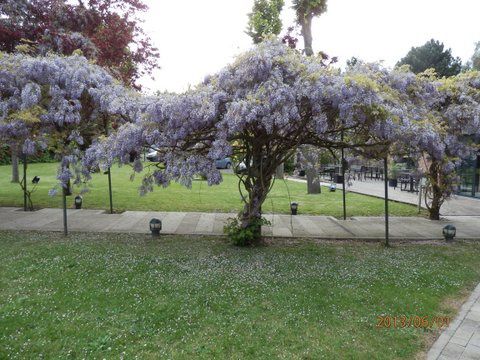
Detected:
left=224, top=216, right=271, bottom=246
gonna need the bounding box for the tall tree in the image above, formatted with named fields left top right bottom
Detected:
left=0, top=0, right=159, bottom=87
left=291, top=0, right=327, bottom=193
left=472, top=42, right=480, bottom=71
left=417, top=71, right=480, bottom=219
left=292, top=0, right=327, bottom=56
left=397, top=39, right=462, bottom=77
left=246, top=0, right=284, bottom=44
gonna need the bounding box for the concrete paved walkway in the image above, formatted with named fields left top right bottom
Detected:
left=1, top=207, right=480, bottom=240
left=288, top=177, right=480, bottom=216
left=428, top=283, right=480, bottom=360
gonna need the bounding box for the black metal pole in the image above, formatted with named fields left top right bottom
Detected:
left=341, top=148, right=346, bottom=220
left=341, top=131, right=346, bottom=220
left=62, top=188, right=68, bottom=236
left=107, top=168, right=113, bottom=214
left=472, top=155, right=478, bottom=197
left=22, top=154, right=27, bottom=211
left=384, top=157, right=389, bottom=247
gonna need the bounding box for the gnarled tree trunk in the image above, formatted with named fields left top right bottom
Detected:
left=426, top=160, right=444, bottom=220
left=238, top=148, right=275, bottom=245
left=240, top=181, right=268, bottom=244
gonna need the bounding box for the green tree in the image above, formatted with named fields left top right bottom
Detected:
left=292, top=0, right=327, bottom=56
left=246, top=0, right=284, bottom=44
left=397, top=39, right=462, bottom=77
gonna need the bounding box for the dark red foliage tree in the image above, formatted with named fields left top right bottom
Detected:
left=0, top=0, right=159, bottom=87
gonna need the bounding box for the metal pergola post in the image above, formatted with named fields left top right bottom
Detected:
left=384, top=157, right=390, bottom=247
left=62, top=188, right=68, bottom=236
left=107, top=167, right=113, bottom=214
left=341, top=148, right=346, bottom=220
left=22, top=154, right=27, bottom=211
left=341, top=131, right=346, bottom=220
left=472, top=155, right=478, bottom=197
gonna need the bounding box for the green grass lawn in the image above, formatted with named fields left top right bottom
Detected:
left=0, top=162, right=421, bottom=217
left=0, top=231, right=479, bottom=358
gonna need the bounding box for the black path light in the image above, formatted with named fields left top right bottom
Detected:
left=290, top=202, right=298, bottom=215
left=74, top=195, right=83, bottom=209
left=149, top=218, right=162, bottom=236
left=442, top=224, right=456, bottom=241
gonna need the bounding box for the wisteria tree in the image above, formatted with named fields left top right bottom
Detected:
left=1, top=0, right=159, bottom=183
left=0, top=51, right=134, bottom=215
left=416, top=71, right=480, bottom=219
left=352, top=65, right=480, bottom=220
left=86, top=41, right=425, bottom=245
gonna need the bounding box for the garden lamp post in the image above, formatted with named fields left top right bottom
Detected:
left=290, top=202, right=298, bottom=215
left=149, top=218, right=162, bottom=236
left=442, top=224, right=456, bottom=241
left=74, top=195, right=83, bottom=209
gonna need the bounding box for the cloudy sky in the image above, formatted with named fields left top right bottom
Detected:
left=139, top=0, right=480, bottom=94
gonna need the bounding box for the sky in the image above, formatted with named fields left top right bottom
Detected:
left=139, top=0, right=480, bottom=94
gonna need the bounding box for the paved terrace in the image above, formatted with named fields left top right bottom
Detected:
left=288, top=177, right=480, bottom=216
left=1, top=207, right=480, bottom=240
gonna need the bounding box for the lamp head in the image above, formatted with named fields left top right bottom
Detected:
left=74, top=195, right=83, bottom=209
left=442, top=224, right=456, bottom=241
left=149, top=218, right=162, bottom=236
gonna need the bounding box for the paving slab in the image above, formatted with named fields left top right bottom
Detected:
left=212, top=213, right=232, bottom=234
left=460, top=344, right=480, bottom=360
left=158, top=212, right=187, bottom=234
left=101, top=211, right=146, bottom=232
left=176, top=212, right=201, bottom=234
left=195, top=213, right=216, bottom=234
